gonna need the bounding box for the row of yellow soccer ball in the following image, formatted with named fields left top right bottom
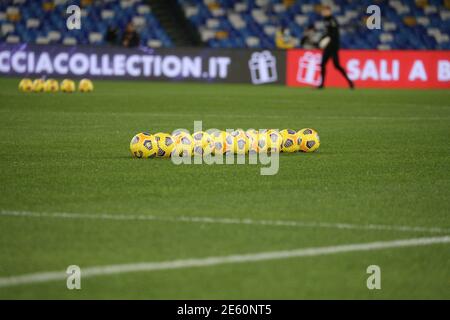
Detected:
left=18, top=78, right=94, bottom=93
left=130, top=128, right=320, bottom=158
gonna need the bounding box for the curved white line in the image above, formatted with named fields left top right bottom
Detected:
left=0, top=236, right=449, bottom=288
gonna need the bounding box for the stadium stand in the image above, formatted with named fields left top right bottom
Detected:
left=178, top=0, right=450, bottom=50
left=0, top=0, right=449, bottom=49
left=0, top=0, right=173, bottom=47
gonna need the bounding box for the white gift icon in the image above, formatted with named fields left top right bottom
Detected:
left=297, top=52, right=322, bottom=86
left=248, top=51, right=278, bottom=85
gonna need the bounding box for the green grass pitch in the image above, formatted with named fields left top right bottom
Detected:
left=0, top=77, right=449, bottom=299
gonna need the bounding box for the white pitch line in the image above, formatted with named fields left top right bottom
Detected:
left=1, top=210, right=449, bottom=234
left=0, top=236, right=449, bottom=288
left=3, top=110, right=449, bottom=121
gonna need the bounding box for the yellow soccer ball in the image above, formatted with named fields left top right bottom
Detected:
left=192, top=131, right=214, bottom=156
left=172, top=130, right=194, bottom=157
left=280, top=129, right=299, bottom=153
left=231, top=129, right=249, bottom=154
left=130, top=132, right=158, bottom=158
left=60, top=79, right=76, bottom=93
left=256, top=130, right=269, bottom=154
left=44, top=79, right=59, bottom=92
left=32, top=79, right=45, bottom=92
left=78, top=78, right=94, bottom=92
left=19, top=78, right=33, bottom=92
left=245, top=129, right=259, bottom=154
left=154, top=132, right=175, bottom=158
left=297, top=128, right=320, bottom=152
left=210, top=130, right=234, bottom=155
left=267, top=129, right=283, bottom=153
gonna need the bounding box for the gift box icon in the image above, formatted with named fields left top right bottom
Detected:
left=248, top=50, right=278, bottom=85
left=297, top=51, right=322, bottom=86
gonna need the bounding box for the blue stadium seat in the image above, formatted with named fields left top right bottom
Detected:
left=178, top=0, right=450, bottom=49
left=1, top=0, right=448, bottom=49
left=0, top=0, right=172, bottom=47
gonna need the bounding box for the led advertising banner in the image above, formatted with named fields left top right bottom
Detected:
left=0, top=43, right=286, bottom=85
left=287, top=49, right=450, bottom=89
left=1, top=44, right=449, bottom=89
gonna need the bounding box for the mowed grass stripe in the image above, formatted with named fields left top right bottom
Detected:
left=1, top=80, right=449, bottom=298
left=1, top=210, right=449, bottom=234
left=2, top=109, right=450, bottom=121
left=0, top=236, right=448, bottom=288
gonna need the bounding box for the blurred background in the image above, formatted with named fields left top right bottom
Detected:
left=1, top=0, right=449, bottom=50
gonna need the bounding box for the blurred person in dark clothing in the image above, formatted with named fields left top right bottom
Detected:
left=318, top=5, right=354, bottom=89
left=105, top=26, right=119, bottom=45
left=121, top=23, right=140, bottom=48
left=300, top=24, right=316, bottom=49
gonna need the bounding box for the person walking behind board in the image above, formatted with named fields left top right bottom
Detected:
left=122, top=23, right=140, bottom=48
left=318, top=5, right=354, bottom=89
left=300, top=24, right=317, bottom=49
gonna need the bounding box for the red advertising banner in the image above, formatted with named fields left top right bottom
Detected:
left=287, top=49, right=450, bottom=89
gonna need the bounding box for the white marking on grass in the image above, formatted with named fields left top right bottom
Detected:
left=3, top=110, right=449, bottom=121
left=0, top=236, right=448, bottom=288
left=1, top=210, right=449, bottom=234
